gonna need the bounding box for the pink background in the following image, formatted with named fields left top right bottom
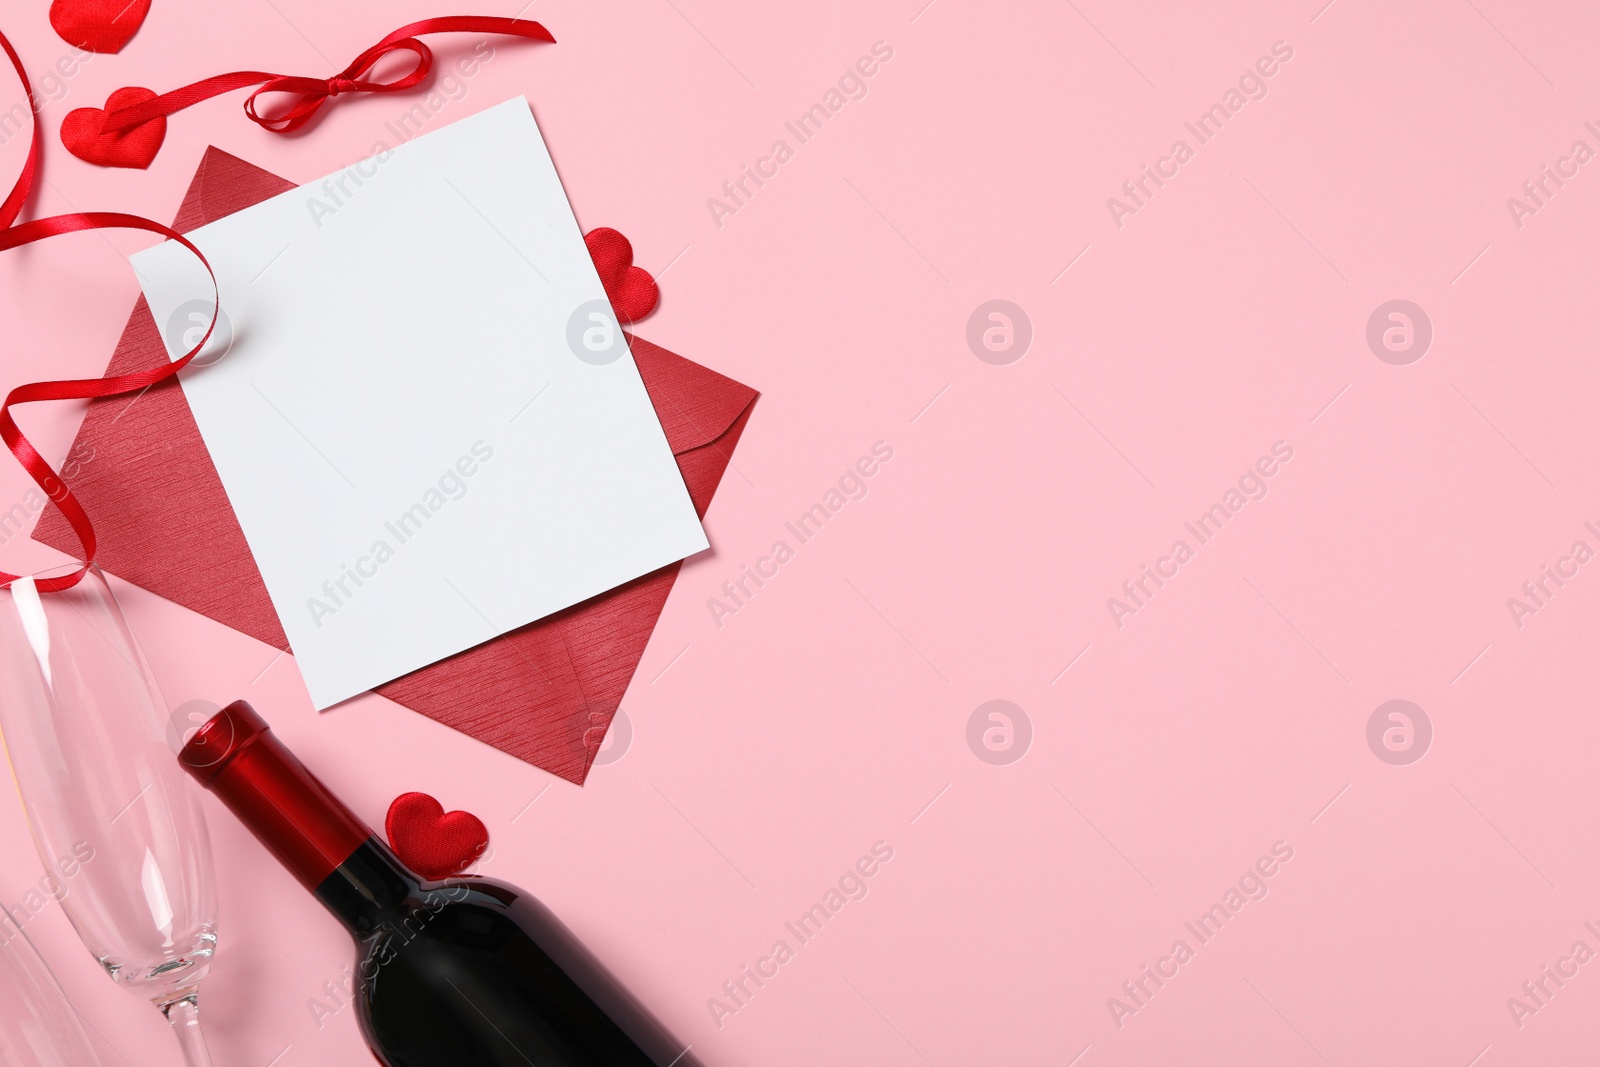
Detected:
left=2, top=0, right=1598, bottom=1063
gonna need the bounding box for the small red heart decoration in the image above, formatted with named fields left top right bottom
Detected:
left=50, top=0, right=152, bottom=54
left=61, top=87, right=166, bottom=169
left=385, top=792, right=490, bottom=880
left=584, top=228, right=659, bottom=324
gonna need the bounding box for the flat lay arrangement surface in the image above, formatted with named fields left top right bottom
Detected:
left=2, top=1, right=1600, bottom=1065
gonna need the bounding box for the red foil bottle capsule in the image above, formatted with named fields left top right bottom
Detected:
left=180, top=701, right=697, bottom=1067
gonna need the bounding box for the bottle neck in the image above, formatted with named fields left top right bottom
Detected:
left=178, top=701, right=376, bottom=896
left=313, top=837, right=424, bottom=935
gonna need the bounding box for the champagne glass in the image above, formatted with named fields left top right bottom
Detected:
left=0, top=564, right=219, bottom=1066
left=0, top=926, right=108, bottom=1067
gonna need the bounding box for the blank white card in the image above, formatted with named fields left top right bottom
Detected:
left=133, top=98, right=708, bottom=709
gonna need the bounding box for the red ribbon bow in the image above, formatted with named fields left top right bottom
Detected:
left=0, top=17, right=556, bottom=590
left=71, top=17, right=554, bottom=165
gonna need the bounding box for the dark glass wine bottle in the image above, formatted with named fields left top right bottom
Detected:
left=178, top=700, right=699, bottom=1067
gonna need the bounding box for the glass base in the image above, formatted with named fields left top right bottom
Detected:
left=97, top=929, right=217, bottom=999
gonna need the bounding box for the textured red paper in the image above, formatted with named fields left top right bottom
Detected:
left=49, top=0, right=151, bottom=54
left=584, top=227, right=658, bottom=323
left=60, top=86, right=167, bottom=169
left=34, top=146, right=756, bottom=784
left=385, top=792, right=489, bottom=879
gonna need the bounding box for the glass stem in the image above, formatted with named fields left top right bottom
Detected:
left=160, top=991, right=216, bottom=1067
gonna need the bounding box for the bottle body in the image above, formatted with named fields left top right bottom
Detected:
left=322, top=841, right=694, bottom=1066
left=179, top=701, right=697, bottom=1067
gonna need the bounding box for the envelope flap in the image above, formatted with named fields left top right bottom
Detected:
left=627, top=334, right=756, bottom=455
left=30, top=143, right=760, bottom=781
left=176, top=147, right=298, bottom=233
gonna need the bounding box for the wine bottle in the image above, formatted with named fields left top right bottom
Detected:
left=177, top=700, right=699, bottom=1067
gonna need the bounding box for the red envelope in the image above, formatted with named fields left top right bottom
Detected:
left=33, top=147, right=756, bottom=785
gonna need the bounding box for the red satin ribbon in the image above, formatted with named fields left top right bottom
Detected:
left=0, top=16, right=555, bottom=591
left=0, top=28, right=217, bottom=592
left=100, top=16, right=554, bottom=137
left=0, top=30, right=36, bottom=230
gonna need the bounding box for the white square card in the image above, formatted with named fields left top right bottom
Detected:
left=132, top=98, right=708, bottom=708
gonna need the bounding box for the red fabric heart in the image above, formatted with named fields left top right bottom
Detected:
left=61, top=87, right=166, bottom=169
left=585, top=227, right=659, bottom=323
left=49, top=0, right=152, bottom=54
left=385, top=792, right=490, bottom=880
